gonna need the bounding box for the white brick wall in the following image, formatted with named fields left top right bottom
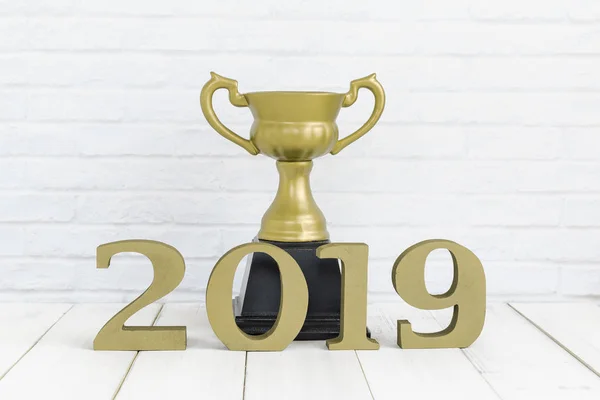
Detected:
left=1, top=0, right=600, bottom=302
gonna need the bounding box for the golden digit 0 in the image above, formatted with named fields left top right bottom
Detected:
left=94, top=240, right=187, bottom=351
left=317, top=243, right=379, bottom=350
left=206, top=243, right=308, bottom=351
left=392, top=239, right=486, bottom=349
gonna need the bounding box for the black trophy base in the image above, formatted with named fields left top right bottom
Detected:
left=236, top=315, right=342, bottom=341
left=235, top=314, right=372, bottom=341
left=234, top=240, right=342, bottom=340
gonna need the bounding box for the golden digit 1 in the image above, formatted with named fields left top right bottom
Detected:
left=94, top=240, right=187, bottom=351
left=206, top=243, right=309, bottom=351
left=392, top=239, right=486, bottom=349
left=317, top=243, right=379, bottom=350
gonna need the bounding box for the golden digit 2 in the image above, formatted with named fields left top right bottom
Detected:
left=392, top=239, right=486, bottom=349
left=94, top=240, right=187, bottom=351
left=206, top=242, right=308, bottom=351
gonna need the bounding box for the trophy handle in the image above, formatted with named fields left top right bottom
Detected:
left=331, top=73, right=385, bottom=155
left=200, top=72, right=259, bottom=155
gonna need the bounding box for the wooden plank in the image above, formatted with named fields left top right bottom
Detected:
left=0, top=303, right=71, bottom=378
left=432, top=303, right=600, bottom=400
left=245, top=335, right=373, bottom=400
left=510, top=302, right=600, bottom=377
left=116, top=303, right=246, bottom=399
left=357, top=303, right=499, bottom=400
left=0, top=303, right=160, bottom=400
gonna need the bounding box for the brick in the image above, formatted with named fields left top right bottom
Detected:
left=27, top=90, right=125, bottom=121
left=1, top=225, right=221, bottom=258
left=384, top=93, right=600, bottom=125
left=0, top=1, right=76, bottom=15
left=0, top=194, right=76, bottom=222
left=76, top=193, right=269, bottom=225
left=484, top=263, right=559, bottom=295
left=562, top=128, right=600, bottom=160
left=469, top=0, right=568, bottom=21
left=0, top=19, right=29, bottom=50
left=563, top=197, right=600, bottom=226
left=560, top=265, right=600, bottom=296
left=0, top=90, right=27, bottom=120
left=322, top=194, right=469, bottom=227
left=381, top=57, right=600, bottom=91
left=23, top=53, right=170, bottom=88
left=0, top=158, right=273, bottom=191
left=518, top=163, right=600, bottom=193
left=0, top=257, right=216, bottom=293
left=513, top=229, right=600, bottom=262
left=339, top=126, right=466, bottom=159
left=0, top=123, right=246, bottom=156
left=313, top=159, right=539, bottom=194
left=0, top=227, right=27, bottom=256
left=0, top=56, right=28, bottom=85
left=467, top=128, right=561, bottom=160
left=467, top=196, right=563, bottom=227
left=568, top=1, right=600, bottom=22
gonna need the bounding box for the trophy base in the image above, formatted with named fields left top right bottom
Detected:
left=234, top=313, right=372, bottom=341
left=234, top=315, right=341, bottom=341
left=234, top=239, right=345, bottom=341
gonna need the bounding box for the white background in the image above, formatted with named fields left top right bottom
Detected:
left=1, top=0, right=600, bottom=302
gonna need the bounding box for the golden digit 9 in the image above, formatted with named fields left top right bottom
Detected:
left=392, top=239, right=486, bottom=349
left=94, top=240, right=187, bottom=351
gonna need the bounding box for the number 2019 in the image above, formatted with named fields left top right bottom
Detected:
left=93, top=239, right=486, bottom=352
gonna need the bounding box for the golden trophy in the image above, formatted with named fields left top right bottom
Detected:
left=201, top=72, right=385, bottom=339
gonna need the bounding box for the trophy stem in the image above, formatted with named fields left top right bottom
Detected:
left=258, top=160, right=329, bottom=242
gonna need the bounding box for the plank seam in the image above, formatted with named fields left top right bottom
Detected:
left=426, top=309, right=504, bottom=400
left=0, top=304, right=74, bottom=382
left=242, top=351, right=248, bottom=400
left=507, top=303, right=600, bottom=379
left=354, top=350, right=376, bottom=400
left=457, top=348, right=504, bottom=399
left=112, top=303, right=165, bottom=399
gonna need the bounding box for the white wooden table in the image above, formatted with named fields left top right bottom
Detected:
left=0, top=302, right=598, bottom=399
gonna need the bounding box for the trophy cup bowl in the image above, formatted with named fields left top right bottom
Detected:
left=200, top=72, right=385, bottom=242
left=247, top=91, right=342, bottom=161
